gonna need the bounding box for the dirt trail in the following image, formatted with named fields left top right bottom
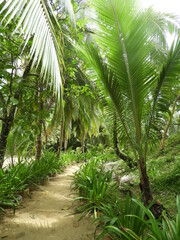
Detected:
left=0, top=165, right=96, bottom=240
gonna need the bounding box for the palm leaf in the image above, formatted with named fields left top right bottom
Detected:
left=0, top=0, right=75, bottom=101
left=144, top=38, right=180, bottom=153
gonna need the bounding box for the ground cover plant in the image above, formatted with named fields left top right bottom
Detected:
left=95, top=194, right=147, bottom=240
left=95, top=196, right=180, bottom=240
left=72, top=157, right=119, bottom=218
left=73, top=155, right=180, bottom=239
left=61, top=147, right=118, bottom=165
left=0, top=150, right=64, bottom=212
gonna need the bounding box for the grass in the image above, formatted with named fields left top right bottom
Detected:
left=71, top=143, right=180, bottom=239
left=96, top=194, right=147, bottom=240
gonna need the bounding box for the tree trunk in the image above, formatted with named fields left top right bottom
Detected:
left=139, top=156, right=164, bottom=218
left=139, top=156, right=153, bottom=205
left=0, top=120, right=13, bottom=168
left=113, top=114, right=135, bottom=168
left=43, top=120, right=48, bottom=149
left=64, top=133, right=68, bottom=152
left=57, top=113, right=63, bottom=158
left=36, top=82, right=43, bottom=161
left=81, top=131, right=85, bottom=153
left=161, top=93, right=180, bottom=150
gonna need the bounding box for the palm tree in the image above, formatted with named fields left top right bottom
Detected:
left=82, top=0, right=180, bottom=215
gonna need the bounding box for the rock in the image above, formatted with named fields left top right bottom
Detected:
left=114, top=173, right=137, bottom=187
left=120, top=175, right=133, bottom=185
left=103, top=162, right=119, bottom=172
left=61, top=206, right=70, bottom=210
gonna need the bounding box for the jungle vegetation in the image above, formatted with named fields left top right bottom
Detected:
left=0, top=0, right=180, bottom=239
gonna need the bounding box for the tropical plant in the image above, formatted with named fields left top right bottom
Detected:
left=0, top=149, right=63, bottom=212
left=72, top=158, right=118, bottom=218
left=96, top=194, right=147, bottom=240
left=130, top=196, right=180, bottom=240
left=96, top=196, right=180, bottom=240
left=79, top=0, right=180, bottom=214
left=0, top=11, right=33, bottom=167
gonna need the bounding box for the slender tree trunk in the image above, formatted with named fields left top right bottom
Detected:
left=0, top=120, right=13, bottom=168
left=81, top=130, right=85, bottom=153
left=0, top=105, right=16, bottom=167
left=43, top=120, right=48, bottom=149
left=36, top=82, right=43, bottom=160
left=161, top=93, right=180, bottom=150
left=57, top=113, right=63, bottom=158
left=36, top=129, right=42, bottom=160
left=64, top=133, right=68, bottom=152
left=139, top=156, right=153, bottom=205
left=113, top=113, right=135, bottom=168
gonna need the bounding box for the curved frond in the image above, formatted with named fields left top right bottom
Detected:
left=0, top=0, right=74, bottom=101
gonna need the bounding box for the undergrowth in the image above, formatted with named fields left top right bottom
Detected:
left=72, top=158, right=119, bottom=218
left=146, top=133, right=180, bottom=215
left=0, top=150, right=64, bottom=212
left=61, top=148, right=118, bottom=166
left=72, top=148, right=180, bottom=239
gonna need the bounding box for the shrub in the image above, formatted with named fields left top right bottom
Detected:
left=97, top=196, right=180, bottom=240
left=96, top=194, right=147, bottom=240
left=132, top=196, right=180, bottom=240
left=72, top=158, right=118, bottom=218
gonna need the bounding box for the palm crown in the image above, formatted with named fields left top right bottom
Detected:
left=86, top=0, right=180, bottom=159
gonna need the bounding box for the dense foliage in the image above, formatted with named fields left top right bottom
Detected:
left=0, top=0, right=180, bottom=239
left=0, top=150, right=63, bottom=211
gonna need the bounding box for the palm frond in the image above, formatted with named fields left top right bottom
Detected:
left=83, top=43, right=138, bottom=156
left=145, top=37, right=180, bottom=149
left=89, top=0, right=170, bottom=145
left=0, top=0, right=75, bottom=101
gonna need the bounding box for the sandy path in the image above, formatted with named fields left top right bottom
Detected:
left=0, top=165, right=96, bottom=240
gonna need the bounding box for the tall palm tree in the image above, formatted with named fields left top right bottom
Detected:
left=82, top=0, right=180, bottom=215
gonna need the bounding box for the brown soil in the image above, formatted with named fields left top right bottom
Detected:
left=0, top=165, right=96, bottom=240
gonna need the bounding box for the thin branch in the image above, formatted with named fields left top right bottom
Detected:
left=7, top=53, right=14, bottom=105
left=161, top=92, right=180, bottom=150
